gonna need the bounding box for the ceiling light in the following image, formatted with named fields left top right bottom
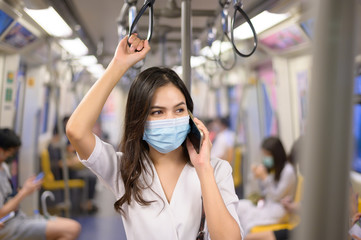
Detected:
left=173, top=66, right=183, bottom=76
left=59, top=38, right=88, bottom=57
left=25, top=6, right=72, bottom=37
left=211, top=40, right=233, bottom=53
left=234, top=11, right=290, bottom=40
left=87, top=64, right=105, bottom=79
left=77, top=55, right=98, bottom=67
left=191, top=56, right=206, bottom=68
left=200, top=40, right=233, bottom=58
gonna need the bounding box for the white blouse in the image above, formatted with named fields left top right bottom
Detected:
left=79, top=135, right=243, bottom=240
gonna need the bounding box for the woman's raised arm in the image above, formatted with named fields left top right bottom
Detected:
left=66, top=35, right=150, bottom=160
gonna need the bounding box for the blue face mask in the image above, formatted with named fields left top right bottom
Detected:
left=143, top=116, right=191, bottom=154
left=263, top=156, right=274, bottom=168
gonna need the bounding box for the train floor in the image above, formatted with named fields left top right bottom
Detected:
left=72, top=185, right=127, bottom=240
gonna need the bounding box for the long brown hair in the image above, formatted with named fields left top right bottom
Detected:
left=114, top=67, right=194, bottom=214
left=261, top=136, right=288, bottom=182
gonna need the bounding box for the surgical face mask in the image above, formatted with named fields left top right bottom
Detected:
left=263, top=156, right=274, bottom=168
left=143, top=115, right=190, bottom=154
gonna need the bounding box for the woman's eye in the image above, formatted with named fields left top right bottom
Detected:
left=151, top=110, right=162, bottom=115
left=176, top=108, right=185, bottom=113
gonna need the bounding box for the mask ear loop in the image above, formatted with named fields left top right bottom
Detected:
left=230, top=1, right=258, bottom=57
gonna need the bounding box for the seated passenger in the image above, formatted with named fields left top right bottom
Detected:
left=0, top=128, right=81, bottom=240
left=237, top=136, right=297, bottom=235
left=245, top=185, right=361, bottom=240
left=244, top=138, right=302, bottom=240
left=244, top=137, right=361, bottom=240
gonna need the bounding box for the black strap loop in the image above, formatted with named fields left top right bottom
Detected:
left=216, top=1, right=236, bottom=70
left=128, top=0, right=155, bottom=43
left=231, top=2, right=258, bottom=57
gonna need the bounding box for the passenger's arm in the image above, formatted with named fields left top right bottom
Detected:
left=187, top=118, right=242, bottom=240
left=261, top=164, right=296, bottom=202
left=0, top=176, right=42, bottom=218
left=66, top=35, right=150, bottom=160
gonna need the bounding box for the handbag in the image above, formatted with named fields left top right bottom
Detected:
left=196, top=200, right=206, bottom=240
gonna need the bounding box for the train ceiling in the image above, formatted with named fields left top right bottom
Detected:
left=1, top=0, right=324, bottom=67
left=41, top=0, right=300, bottom=66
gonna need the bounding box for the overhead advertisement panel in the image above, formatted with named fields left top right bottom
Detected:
left=0, top=9, right=14, bottom=36
left=3, top=22, right=37, bottom=48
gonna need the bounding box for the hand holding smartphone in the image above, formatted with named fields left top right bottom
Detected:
left=349, top=218, right=361, bottom=238
left=34, top=172, right=44, bottom=183
left=0, top=211, right=15, bottom=223
left=188, top=110, right=204, bottom=154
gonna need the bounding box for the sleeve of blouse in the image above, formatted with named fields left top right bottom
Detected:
left=204, top=158, right=244, bottom=239
left=77, top=134, right=124, bottom=198
left=260, top=164, right=296, bottom=202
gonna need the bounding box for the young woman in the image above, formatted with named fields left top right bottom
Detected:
left=66, top=34, right=243, bottom=239
left=237, top=137, right=297, bottom=235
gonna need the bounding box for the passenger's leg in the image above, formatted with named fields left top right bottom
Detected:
left=84, top=175, right=98, bottom=213
left=45, top=217, right=81, bottom=240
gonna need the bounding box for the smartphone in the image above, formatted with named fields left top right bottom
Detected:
left=0, top=211, right=15, bottom=223
left=188, top=110, right=204, bottom=154
left=349, top=218, right=361, bottom=238
left=34, top=172, right=44, bottom=183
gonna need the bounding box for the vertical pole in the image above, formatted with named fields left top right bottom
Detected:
left=160, top=34, right=166, bottom=66
left=128, top=5, right=137, bottom=33
left=181, top=0, right=191, bottom=91
left=47, top=39, right=71, bottom=217
left=295, top=1, right=358, bottom=240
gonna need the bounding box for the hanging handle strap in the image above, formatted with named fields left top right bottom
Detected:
left=231, top=1, right=258, bottom=57
left=217, top=0, right=237, bottom=70
left=127, top=0, right=155, bottom=46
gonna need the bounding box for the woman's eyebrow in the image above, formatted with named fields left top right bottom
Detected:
left=174, top=102, right=186, bottom=108
left=150, top=101, right=186, bottom=109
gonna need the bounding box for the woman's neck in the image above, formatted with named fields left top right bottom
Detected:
left=149, top=147, right=187, bottom=167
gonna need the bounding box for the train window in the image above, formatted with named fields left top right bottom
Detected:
left=3, top=22, right=37, bottom=48
left=258, top=63, right=278, bottom=136
left=300, top=19, right=314, bottom=39
left=355, top=75, right=361, bottom=95
left=353, top=75, right=361, bottom=173
left=0, top=9, right=14, bottom=36
left=40, top=86, right=50, bottom=134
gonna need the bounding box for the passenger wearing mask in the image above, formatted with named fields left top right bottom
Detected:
left=66, top=34, right=243, bottom=239
left=244, top=137, right=302, bottom=240
left=237, top=136, right=297, bottom=235
left=0, top=128, right=81, bottom=240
